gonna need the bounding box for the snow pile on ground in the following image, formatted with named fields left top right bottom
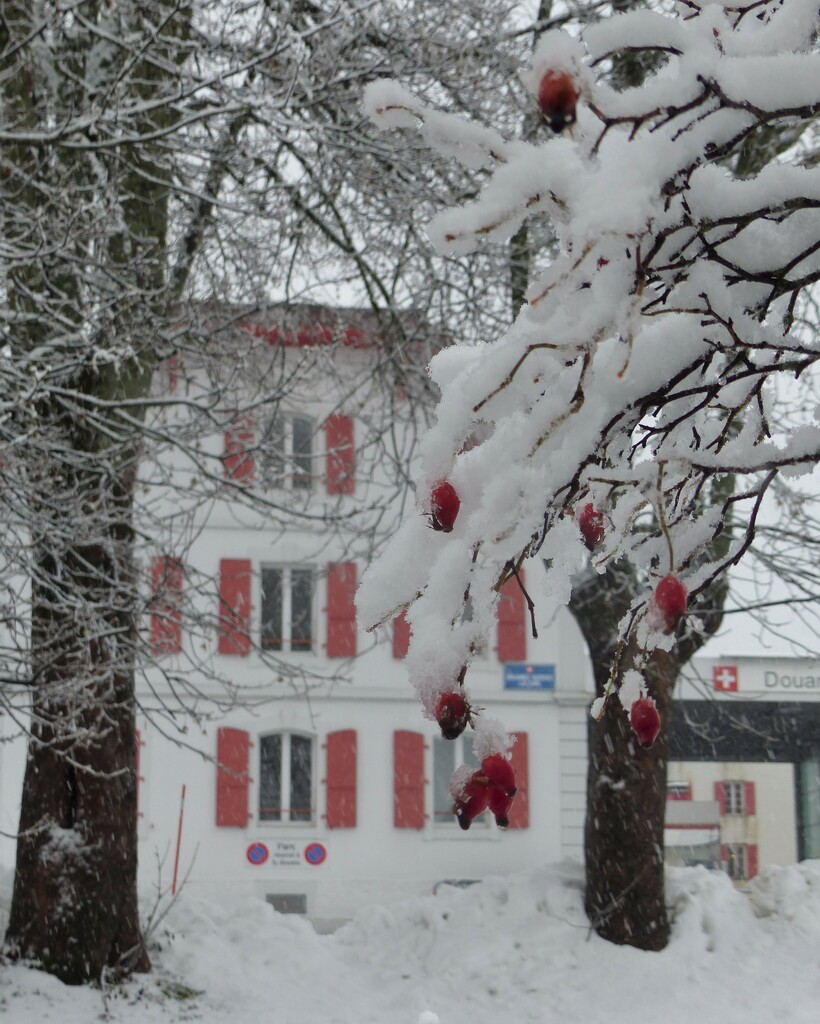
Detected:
left=2, top=860, right=820, bottom=1023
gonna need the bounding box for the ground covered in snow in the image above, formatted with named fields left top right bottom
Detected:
left=2, top=860, right=819, bottom=1023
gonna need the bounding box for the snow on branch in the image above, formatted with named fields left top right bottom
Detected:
left=359, top=2, right=819, bottom=764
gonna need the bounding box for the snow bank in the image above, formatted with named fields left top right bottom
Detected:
left=2, top=861, right=820, bottom=1023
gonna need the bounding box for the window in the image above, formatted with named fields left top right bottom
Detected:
left=265, top=893, right=307, bottom=915
left=433, top=734, right=488, bottom=827
left=724, top=843, right=748, bottom=881
left=261, top=414, right=314, bottom=490
left=259, top=732, right=314, bottom=823
left=723, top=781, right=745, bottom=815
left=261, top=566, right=314, bottom=652
left=667, top=782, right=692, bottom=801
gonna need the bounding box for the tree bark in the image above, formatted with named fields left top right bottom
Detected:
left=583, top=641, right=676, bottom=950
left=5, top=435, right=149, bottom=983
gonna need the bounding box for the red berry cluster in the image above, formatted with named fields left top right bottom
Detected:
left=454, top=754, right=518, bottom=831
left=537, top=70, right=578, bottom=133
left=425, top=482, right=520, bottom=829
left=429, top=480, right=460, bottom=532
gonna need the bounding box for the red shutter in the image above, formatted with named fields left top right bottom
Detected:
left=163, top=355, right=178, bottom=392
left=325, top=730, right=357, bottom=828
left=218, top=559, right=252, bottom=656
left=743, top=781, right=756, bottom=815
left=325, top=414, right=355, bottom=494
left=714, top=781, right=728, bottom=815
left=394, top=730, right=425, bottom=828
left=326, top=562, right=357, bottom=657
left=216, top=727, right=250, bottom=827
left=720, top=843, right=729, bottom=867
left=135, top=729, right=145, bottom=818
left=393, top=611, right=411, bottom=659
left=497, top=571, right=526, bottom=662
left=150, top=556, right=183, bottom=654
left=224, top=417, right=255, bottom=482
left=508, top=731, right=529, bottom=828
left=746, top=843, right=758, bottom=879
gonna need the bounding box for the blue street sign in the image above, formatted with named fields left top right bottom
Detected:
left=503, top=663, right=556, bottom=691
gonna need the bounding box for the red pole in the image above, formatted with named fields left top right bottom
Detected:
left=172, top=784, right=186, bottom=895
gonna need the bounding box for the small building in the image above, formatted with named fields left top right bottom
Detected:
left=668, top=655, right=820, bottom=882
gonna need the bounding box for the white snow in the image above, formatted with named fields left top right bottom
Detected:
left=617, top=669, right=644, bottom=713
left=2, top=860, right=820, bottom=1022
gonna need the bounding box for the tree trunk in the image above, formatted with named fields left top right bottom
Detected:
left=583, top=644, right=676, bottom=950
left=7, top=695, right=148, bottom=983
left=4, top=442, right=149, bottom=984
left=570, top=553, right=728, bottom=951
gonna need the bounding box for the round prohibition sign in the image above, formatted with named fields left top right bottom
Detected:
left=304, top=842, right=327, bottom=866
left=246, top=842, right=270, bottom=866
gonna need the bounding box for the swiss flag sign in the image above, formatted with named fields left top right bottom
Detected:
left=713, top=664, right=739, bottom=692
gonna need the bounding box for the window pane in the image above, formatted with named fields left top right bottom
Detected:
left=290, top=569, right=313, bottom=651
left=724, top=781, right=743, bottom=815
left=259, top=734, right=282, bottom=821
left=290, top=734, right=313, bottom=822
left=263, top=416, right=286, bottom=487
left=291, top=417, right=313, bottom=490
left=726, top=843, right=747, bottom=880
left=464, top=735, right=481, bottom=770
left=433, top=737, right=456, bottom=824
left=261, top=568, right=283, bottom=651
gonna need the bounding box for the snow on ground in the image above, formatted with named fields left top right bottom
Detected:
left=2, top=860, right=820, bottom=1023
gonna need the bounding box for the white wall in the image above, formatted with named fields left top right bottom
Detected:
left=134, top=597, right=592, bottom=924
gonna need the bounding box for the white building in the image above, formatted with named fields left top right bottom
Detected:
left=0, top=307, right=594, bottom=931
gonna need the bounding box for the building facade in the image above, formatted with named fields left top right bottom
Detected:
left=0, top=308, right=594, bottom=930
left=667, top=656, right=820, bottom=883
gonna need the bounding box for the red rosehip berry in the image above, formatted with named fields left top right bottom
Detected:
left=577, top=502, right=605, bottom=551
left=435, top=691, right=470, bottom=740
left=537, top=70, right=578, bottom=132
left=488, top=787, right=516, bottom=830
left=480, top=753, right=517, bottom=797
left=430, top=480, right=460, bottom=533
left=653, top=573, right=688, bottom=633
left=630, top=695, right=661, bottom=749
left=454, top=774, right=490, bottom=831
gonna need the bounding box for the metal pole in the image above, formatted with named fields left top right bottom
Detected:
left=172, top=783, right=187, bottom=895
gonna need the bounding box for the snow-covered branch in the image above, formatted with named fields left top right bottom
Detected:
left=359, top=0, right=819, bottom=758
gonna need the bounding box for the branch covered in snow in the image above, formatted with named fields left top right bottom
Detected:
left=359, top=0, right=820, bottom=754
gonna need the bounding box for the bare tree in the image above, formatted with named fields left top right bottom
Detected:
left=0, top=0, right=543, bottom=984
left=359, top=0, right=819, bottom=954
